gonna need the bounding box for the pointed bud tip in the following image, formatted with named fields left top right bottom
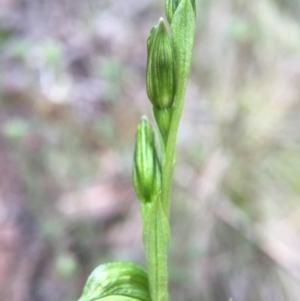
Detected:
left=141, top=115, right=148, bottom=122
left=158, top=17, right=165, bottom=25
left=158, top=18, right=167, bottom=32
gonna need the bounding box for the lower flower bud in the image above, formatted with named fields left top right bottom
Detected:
left=132, top=116, right=161, bottom=203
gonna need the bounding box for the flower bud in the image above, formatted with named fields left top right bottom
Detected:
left=133, top=116, right=161, bottom=203
left=153, top=107, right=173, bottom=143
left=165, top=0, right=196, bottom=25
left=146, top=18, right=175, bottom=109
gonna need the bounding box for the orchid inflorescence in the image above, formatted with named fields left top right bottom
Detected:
left=78, top=1, right=196, bottom=301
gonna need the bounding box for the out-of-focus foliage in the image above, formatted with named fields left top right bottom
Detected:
left=1, top=0, right=300, bottom=301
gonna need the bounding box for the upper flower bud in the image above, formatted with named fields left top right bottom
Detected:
left=165, top=0, right=196, bottom=25
left=146, top=18, right=175, bottom=109
left=132, top=116, right=161, bottom=203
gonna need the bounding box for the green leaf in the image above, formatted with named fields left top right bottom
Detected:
left=171, top=0, right=196, bottom=98
left=165, top=0, right=196, bottom=25
left=78, top=262, right=150, bottom=301
left=159, top=0, right=196, bottom=217
left=143, top=197, right=170, bottom=301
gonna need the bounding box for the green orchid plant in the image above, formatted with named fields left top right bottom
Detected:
left=77, top=1, right=196, bottom=301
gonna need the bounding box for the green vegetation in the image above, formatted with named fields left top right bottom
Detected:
left=2, top=1, right=300, bottom=300
left=77, top=1, right=196, bottom=301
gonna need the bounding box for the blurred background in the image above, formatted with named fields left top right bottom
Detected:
left=1, top=0, right=300, bottom=300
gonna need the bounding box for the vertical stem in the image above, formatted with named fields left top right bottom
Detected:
left=147, top=3, right=196, bottom=301
left=161, top=85, right=187, bottom=218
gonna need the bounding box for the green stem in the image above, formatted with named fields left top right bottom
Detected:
left=161, top=81, right=188, bottom=218
left=147, top=2, right=196, bottom=301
